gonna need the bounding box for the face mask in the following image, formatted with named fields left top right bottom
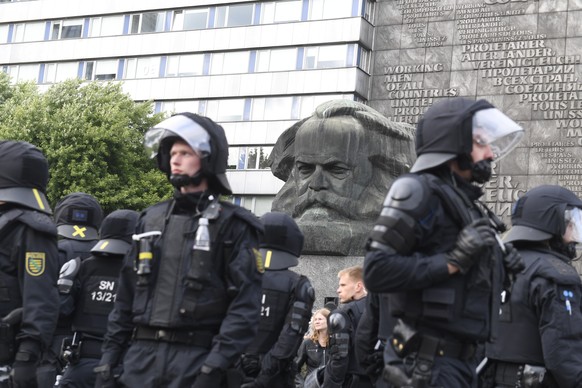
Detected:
left=471, top=159, right=492, bottom=183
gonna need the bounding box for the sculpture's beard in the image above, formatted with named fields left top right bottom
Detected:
left=293, top=190, right=362, bottom=222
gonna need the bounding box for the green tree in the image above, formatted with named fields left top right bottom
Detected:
left=0, top=73, right=172, bottom=214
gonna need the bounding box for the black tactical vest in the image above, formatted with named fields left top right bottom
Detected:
left=388, top=173, right=504, bottom=342
left=130, top=199, right=245, bottom=329
left=71, top=255, right=124, bottom=337
left=487, top=249, right=582, bottom=364
left=245, top=269, right=298, bottom=355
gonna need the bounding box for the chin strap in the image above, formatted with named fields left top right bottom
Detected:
left=169, top=173, right=204, bottom=189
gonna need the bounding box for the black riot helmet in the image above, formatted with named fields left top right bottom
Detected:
left=144, top=112, right=232, bottom=194
left=54, top=192, right=103, bottom=241
left=91, top=209, right=139, bottom=256
left=0, top=140, right=52, bottom=214
left=410, top=97, right=523, bottom=180
left=505, top=185, right=582, bottom=244
left=259, top=212, right=304, bottom=270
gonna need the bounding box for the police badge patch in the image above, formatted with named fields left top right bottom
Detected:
left=26, top=252, right=46, bottom=276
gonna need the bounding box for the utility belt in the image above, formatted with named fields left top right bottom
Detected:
left=391, top=321, right=476, bottom=361
left=61, top=333, right=104, bottom=364
left=494, top=362, right=556, bottom=388
left=133, top=326, right=215, bottom=348
left=384, top=320, right=477, bottom=388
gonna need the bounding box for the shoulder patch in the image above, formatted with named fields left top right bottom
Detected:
left=253, top=248, right=264, bottom=273
left=26, top=252, right=46, bottom=276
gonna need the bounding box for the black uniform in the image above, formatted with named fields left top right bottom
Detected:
left=364, top=97, right=524, bottom=387
left=484, top=185, right=582, bottom=388
left=364, top=171, right=505, bottom=387
left=100, top=193, right=263, bottom=387
left=0, top=141, right=59, bottom=388
left=38, top=193, right=102, bottom=388
left=57, top=209, right=138, bottom=388
left=322, top=296, right=370, bottom=388
left=354, top=293, right=395, bottom=388
left=240, top=211, right=315, bottom=388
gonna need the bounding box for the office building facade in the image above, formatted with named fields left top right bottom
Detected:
left=0, top=0, right=376, bottom=215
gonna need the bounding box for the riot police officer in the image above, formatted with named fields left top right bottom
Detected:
left=37, top=192, right=103, bottom=388
left=0, top=140, right=59, bottom=388
left=57, top=209, right=138, bottom=388
left=240, top=212, right=315, bottom=388
left=364, top=97, right=525, bottom=387
left=96, top=113, right=264, bottom=388
left=484, top=185, right=582, bottom=387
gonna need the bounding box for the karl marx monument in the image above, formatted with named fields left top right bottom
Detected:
left=268, top=99, right=415, bottom=257
left=268, top=100, right=415, bottom=301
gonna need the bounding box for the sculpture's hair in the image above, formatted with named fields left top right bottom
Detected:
left=315, top=99, right=413, bottom=141
left=269, top=99, right=415, bottom=181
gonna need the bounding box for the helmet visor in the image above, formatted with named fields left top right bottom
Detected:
left=144, top=115, right=211, bottom=159
left=565, top=207, right=582, bottom=243
left=472, top=108, right=524, bottom=161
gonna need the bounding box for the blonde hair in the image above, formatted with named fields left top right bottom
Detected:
left=308, top=308, right=331, bottom=346
left=338, top=265, right=363, bottom=282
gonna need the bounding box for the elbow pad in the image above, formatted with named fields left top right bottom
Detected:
left=368, top=175, right=428, bottom=254
left=58, top=257, right=81, bottom=294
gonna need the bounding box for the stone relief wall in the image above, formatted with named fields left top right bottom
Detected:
left=369, top=0, right=582, bottom=229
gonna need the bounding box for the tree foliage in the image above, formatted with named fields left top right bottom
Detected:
left=0, top=73, right=173, bottom=214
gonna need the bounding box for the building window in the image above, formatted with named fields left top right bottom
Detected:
left=88, top=15, right=124, bottom=37
left=160, top=100, right=202, bottom=115
left=256, top=48, right=297, bottom=72
left=130, top=12, right=165, bottom=34
left=206, top=99, right=246, bottom=122
left=44, top=62, right=77, bottom=83
left=228, top=146, right=273, bottom=170
left=172, top=9, right=209, bottom=31
left=223, top=195, right=273, bottom=216
left=51, top=19, right=83, bottom=40
left=125, top=57, right=160, bottom=79
left=358, top=47, right=371, bottom=73
left=360, top=0, right=376, bottom=21
left=12, top=21, right=44, bottom=42
left=85, top=60, right=118, bottom=80
left=5, top=64, right=39, bottom=83
left=210, top=52, right=250, bottom=75
left=251, top=97, right=295, bottom=120
left=309, top=0, right=353, bottom=19
left=215, top=4, right=254, bottom=28
left=304, top=45, right=348, bottom=69
left=166, top=54, right=205, bottom=77
left=261, top=1, right=302, bottom=24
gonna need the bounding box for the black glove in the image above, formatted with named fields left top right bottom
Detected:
left=364, top=351, right=384, bottom=380
left=10, top=340, right=40, bottom=388
left=94, top=363, right=116, bottom=388
left=192, top=365, right=224, bottom=388
left=241, top=354, right=261, bottom=378
left=447, top=218, right=496, bottom=274
left=503, top=243, right=525, bottom=273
